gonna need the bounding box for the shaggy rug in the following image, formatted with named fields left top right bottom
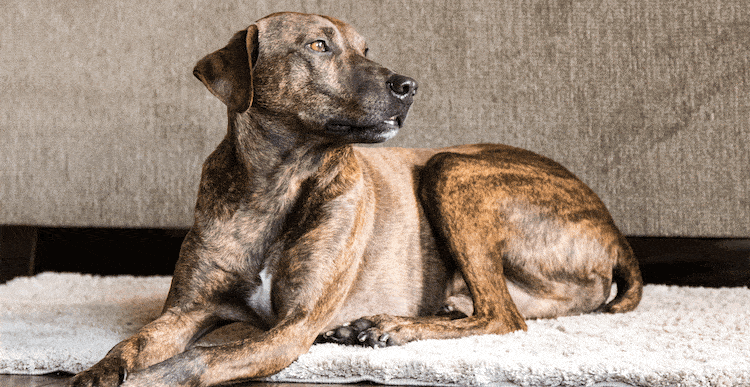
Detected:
left=0, top=272, right=748, bottom=386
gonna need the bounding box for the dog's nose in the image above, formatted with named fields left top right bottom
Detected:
left=388, top=75, right=418, bottom=103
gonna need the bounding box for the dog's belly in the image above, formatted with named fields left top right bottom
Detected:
left=324, top=147, right=453, bottom=330
left=325, top=206, right=452, bottom=331
left=327, top=232, right=452, bottom=330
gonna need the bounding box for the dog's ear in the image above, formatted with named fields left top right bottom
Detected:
left=193, top=25, right=258, bottom=113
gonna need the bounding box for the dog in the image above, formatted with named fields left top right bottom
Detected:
left=69, top=12, right=643, bottom=387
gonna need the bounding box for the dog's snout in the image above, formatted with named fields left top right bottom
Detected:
left=388, top=75, right=418, bottom=103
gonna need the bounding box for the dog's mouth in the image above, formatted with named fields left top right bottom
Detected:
left=382, top=115, right=404, bottom=128
left=325, top=115, right=404, bottom=143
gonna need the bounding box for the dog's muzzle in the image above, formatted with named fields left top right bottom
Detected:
left=323, top=73, right=417, bottom=144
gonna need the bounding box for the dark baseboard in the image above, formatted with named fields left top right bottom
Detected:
left=629, top=237, right=750, bottom=287
left=0, top=226, right=37, bottom=283
left=32, top=227, right=187, bottom=276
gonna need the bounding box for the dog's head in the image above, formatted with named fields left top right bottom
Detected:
left=194, top=12, right=417, bottom=144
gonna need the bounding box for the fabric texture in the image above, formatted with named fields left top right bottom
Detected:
left=1, top=273, right=748, bottom=386
left=1, top=0, right=749, bottom=236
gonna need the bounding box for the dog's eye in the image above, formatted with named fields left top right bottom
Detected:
left=363, top=47, right=369, bottom=57
left=309, top=40, right=329, bottom=53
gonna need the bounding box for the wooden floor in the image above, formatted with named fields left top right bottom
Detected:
left=0, top=373, right=399, bottom=387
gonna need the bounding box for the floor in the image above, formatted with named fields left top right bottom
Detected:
left=1, top=227, right=748, bottom=386
left=0, top=373, right=398, bottom=387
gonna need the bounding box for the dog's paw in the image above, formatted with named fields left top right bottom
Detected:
left=315, top=318, right=395, bottom=348
left=68, top=359, right=128, bottom=387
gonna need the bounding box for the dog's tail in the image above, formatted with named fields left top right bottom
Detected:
left=597, top=235, right=644, bottom=314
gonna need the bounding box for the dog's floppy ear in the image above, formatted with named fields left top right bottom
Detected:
left=193, top=25, right=258, bottom=113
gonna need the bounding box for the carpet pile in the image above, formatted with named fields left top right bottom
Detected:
left=1, top=273, right=748, bottom=386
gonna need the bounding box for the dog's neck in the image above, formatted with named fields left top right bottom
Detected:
left=233, top=111, right=324, bottom=188
left=217, top=110, right=360, bottom=214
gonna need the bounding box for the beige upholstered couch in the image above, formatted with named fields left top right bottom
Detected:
left=2, top=0, right=749, bottom=238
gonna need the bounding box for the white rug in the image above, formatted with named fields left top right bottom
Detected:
left=1, top=273, right=749, bottom=387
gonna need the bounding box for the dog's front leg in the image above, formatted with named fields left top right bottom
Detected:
left=120, top=313, right=323, bottom=387
left=120, top=190, right=371, bottom=387
left=122, top=257, right=363, bottom=387
left=69, top=307, right=219, bottom=387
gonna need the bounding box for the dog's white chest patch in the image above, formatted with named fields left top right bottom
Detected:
left=248, top=267, right=275, bottom=324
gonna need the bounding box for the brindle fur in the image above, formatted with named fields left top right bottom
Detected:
left=69, top=12, right=642, bottom=387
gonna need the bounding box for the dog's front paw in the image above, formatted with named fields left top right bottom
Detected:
left=316, top=318, right=395, bottom=348
left=68, top=358, right=128, bottom=387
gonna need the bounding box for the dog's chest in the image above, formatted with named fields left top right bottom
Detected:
left=247, top=266, right=275, bottom=324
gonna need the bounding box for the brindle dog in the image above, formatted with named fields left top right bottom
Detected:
left=70, top=12, right=642, bottom=387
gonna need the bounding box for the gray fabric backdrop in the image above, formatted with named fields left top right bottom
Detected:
left=1, top=0, right=749, bottom=237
